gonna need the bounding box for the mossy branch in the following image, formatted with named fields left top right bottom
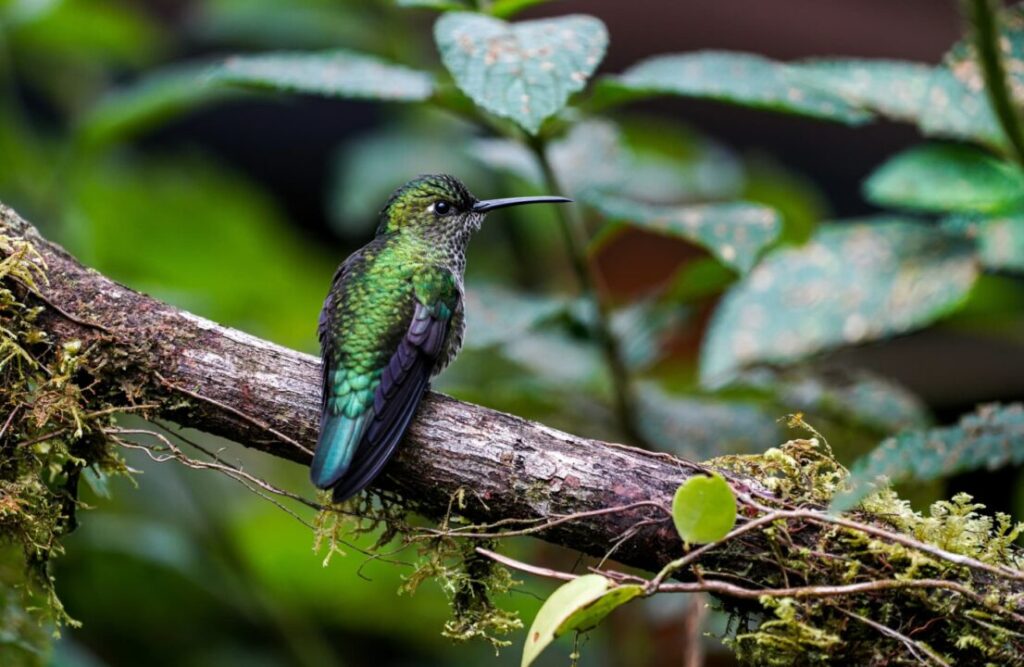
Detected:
left=1, top=202, right=1023, bottom=665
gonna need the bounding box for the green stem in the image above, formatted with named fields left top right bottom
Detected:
left=967, top=0, right=1024, bottom=168
left=526, top=136, right=646, bottom=446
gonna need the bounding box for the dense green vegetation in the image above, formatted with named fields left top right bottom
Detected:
left=2, top=0, right=1024, bottom=665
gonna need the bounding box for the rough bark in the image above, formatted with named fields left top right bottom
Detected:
left=3, top=203, right=1024, bottom=664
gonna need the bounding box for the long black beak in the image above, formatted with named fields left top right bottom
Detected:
left=472, top=195, right=572, bottom=213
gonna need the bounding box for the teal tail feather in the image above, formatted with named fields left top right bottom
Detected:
left=310, top=412, right=368, bottom=489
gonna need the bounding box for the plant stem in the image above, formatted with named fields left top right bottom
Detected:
left=966, top=0, right=1024, bottom=168
left=526, top=136, right=646, bottom=446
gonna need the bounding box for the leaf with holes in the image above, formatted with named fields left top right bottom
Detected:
left=521, top=574, right=611, bottom=667
left=206, top=50, right=435, bottom=101
left=672, top=473, right=737, bottom=545
left=865, top=143, right=1024, bottom=214
left=700, top=220, right=979, bottom=385
left=832, top=403, right=1024, bottom=512
left=584, top=192, right=780, bottom=273
left=435, top=12, right=608, bottom=133
left=943, top=213, right=1024, bottom=273
left=602, top=52, right=871, bottom=123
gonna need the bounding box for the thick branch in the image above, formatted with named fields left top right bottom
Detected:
left=3, top=203, right=1023, bottom=664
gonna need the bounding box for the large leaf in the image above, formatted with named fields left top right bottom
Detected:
left=79, top=62, right=238, bottom=146
left=943, top=213, right=1024, bottom=273
left=206, top=50, right=435, bottom=101
left=434, top=13, right=608, bottom=133
left=583, top=192, right=781, bottom=273
left=604, top=52, right=871, bottom=124
left=734, top=367, right=930, bottom=433
left=790, top=59, right=936, bottom=123
left=919, top=5, right=1024, bottom=149
left=700, top=220, right=979, bottom=385
left=672, top=473, right=738, bottom=545
left=865, top=143, right=1024, bottom=214
left=832, top=403, right=1024, bottom=512
left=636, top=383, right=782, bottom=460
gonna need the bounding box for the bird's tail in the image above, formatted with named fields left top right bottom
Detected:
left=309, top=412, right=368, bottom=489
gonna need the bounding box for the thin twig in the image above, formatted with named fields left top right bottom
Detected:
left=839, top=609, right=951, bottom=667
left=156, top=373, right=312, bottom=456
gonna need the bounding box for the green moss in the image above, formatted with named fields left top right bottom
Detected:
left=0, top=234, right=129, bottom=663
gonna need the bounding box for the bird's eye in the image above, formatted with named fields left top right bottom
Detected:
left=433, top=201, right=451, bottom=216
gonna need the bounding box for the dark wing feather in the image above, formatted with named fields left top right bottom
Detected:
left=330, top=300, right=452, bottom=502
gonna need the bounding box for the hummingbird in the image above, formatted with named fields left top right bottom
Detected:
left=311, top=174, right=571, bottom=502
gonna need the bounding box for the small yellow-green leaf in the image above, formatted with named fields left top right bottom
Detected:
left=672, top=473, right=737, bottom=544
left=555, top=584, right=644, bottom=635
left=522, top=574, right=610, bottom=667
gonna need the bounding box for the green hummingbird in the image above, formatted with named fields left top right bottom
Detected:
left=311, top=174, right=571, bottom=501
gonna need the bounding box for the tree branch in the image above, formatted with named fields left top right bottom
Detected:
left=2, top=202, right=1023, bottom=664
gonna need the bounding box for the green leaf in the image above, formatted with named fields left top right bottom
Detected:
left=943, top=213, right=1024, bottom=273
left=637, top=382, right=783, bottom=460
left=78, top=62, right=238, bottom=146
left=206, top=50, right=435, bottom=101
left=918, top=5, right=1024, bottom=149
left=605, top=52, right=871, bottom=123
left=865, top=143, right=1024, bottom=214
left=521, top=574, right=611, bottom=667
left=583, top=192, right=781, bottom=273
left=434, top=12, right=608, bottom=133
left=397, top=0, right=470, bottom=11
left=832, top=403, right=1024, bottom=512
left=672, top=473, right=738, bottom=545
left=463, top=284, right=569, bottom=349
left=554, top=584, right=643, bottom=634
left=195, top=0, right=369, bottom=49
left=790, top=59, right=936, bottom=123
left=733, top=367, right=930, bottom=433
left=700, top=220, right=979, bottom=385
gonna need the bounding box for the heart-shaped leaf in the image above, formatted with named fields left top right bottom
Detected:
left=672, top=473, right=737, bottom=545
left=435, top=12, right=608, bottom=133
left=700, top=220, right=979, bottom=385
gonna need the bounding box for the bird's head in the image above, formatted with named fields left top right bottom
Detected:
left=376, top=174, right=570, bottom=239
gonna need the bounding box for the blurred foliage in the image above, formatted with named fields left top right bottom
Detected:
left=2, top=0, right=1024, bottom=665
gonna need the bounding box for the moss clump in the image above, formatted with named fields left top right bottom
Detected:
left=707, top=434, right=1024, bottom=665
left=0, top=234, right=128, bottom=664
